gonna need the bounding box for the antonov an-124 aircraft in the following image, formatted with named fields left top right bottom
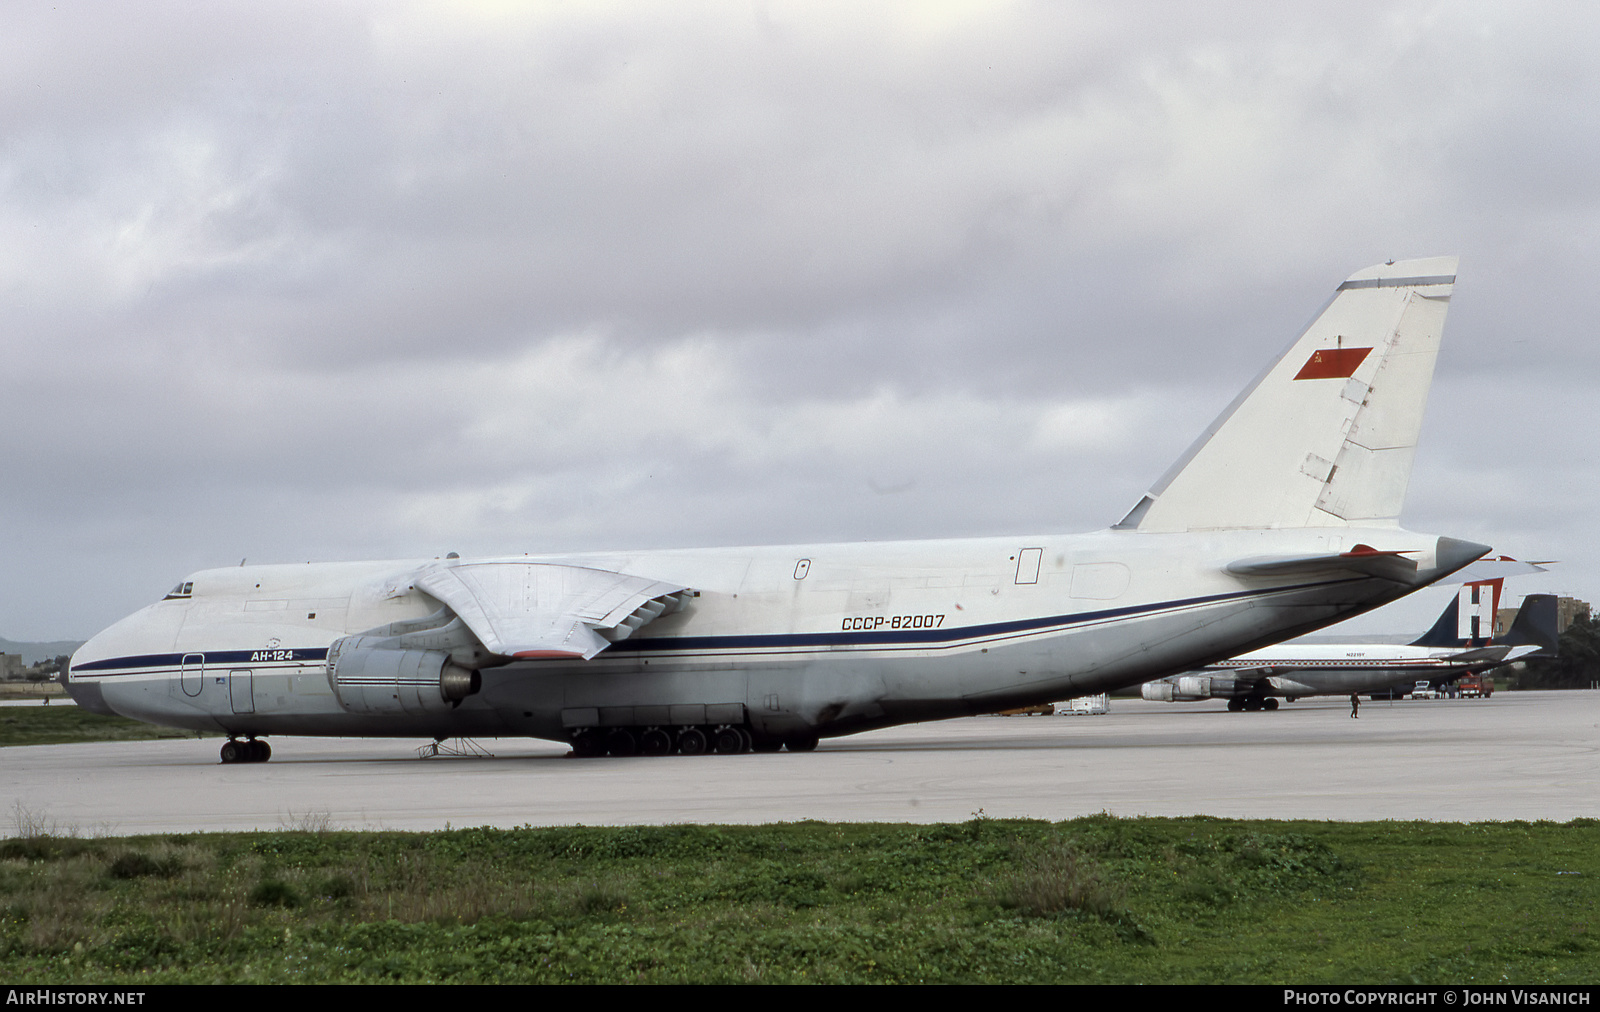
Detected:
left=67, top=256, right=1489, bottom=763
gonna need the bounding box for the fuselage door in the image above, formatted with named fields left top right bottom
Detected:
left=229, top=669, right=255, bottom=714
left=180, top=653, right=204, bottom=697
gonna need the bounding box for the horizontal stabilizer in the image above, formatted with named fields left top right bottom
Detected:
left=1448, top=557, right=1552, bottom=583
left=1441, top=646, right=1514, bottom=667
left=1119, top=257, right=1457, bottom=532
left=1226, top=544, right=1420, bottom=583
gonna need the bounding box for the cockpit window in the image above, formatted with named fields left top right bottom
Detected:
left=163, top=581, right=194, bottom=600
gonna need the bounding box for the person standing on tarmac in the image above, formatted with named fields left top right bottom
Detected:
left=1350, top=694, right=1360, bottom=718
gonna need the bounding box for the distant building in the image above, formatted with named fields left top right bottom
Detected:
left=1558, top=598, right=1591, bottom=632
left=1, top=654, right=22, bottom=679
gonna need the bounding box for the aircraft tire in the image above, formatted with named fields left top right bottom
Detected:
left=1227, top=699, right=1245, bottom=712
left=640, top=727, right=673, bottom=756
left=605, top=728, right=639, bottom=757
left=713, top=727, right=744, bottom=755
left=1263, top=698, right=1279, bottom=711
left=784, top=735, right=819, bottom=752
left=678, top=727, right=708, bottom=756
left=570, top=730, right=604, bottom=758
left=248, top=740, right=271, bottom=762
left=220, top=740, right=243, bottom=764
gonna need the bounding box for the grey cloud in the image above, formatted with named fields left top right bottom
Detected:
left=4, top=1, right=1599, bottom=637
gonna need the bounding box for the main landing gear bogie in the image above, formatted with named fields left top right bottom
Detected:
left=569, top=724, right=807, bottom=758
left=220, top=738, right=271, bottom=764
left=1226, top=697, right=1280, bottom=712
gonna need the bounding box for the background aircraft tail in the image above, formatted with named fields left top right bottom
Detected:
left=1411, top=579, right=1502, bottom=648
left=1409, top=583, right=1560, bottom=655
left=1118, top=256, right=1457, bottom=532
left=1500, top=594, right=1560, bottom=656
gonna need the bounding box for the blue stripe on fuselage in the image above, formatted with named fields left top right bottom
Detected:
left=72, top=648, right=330, bottom=675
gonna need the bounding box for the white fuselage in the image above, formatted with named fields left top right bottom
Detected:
left=68, top=525, right=1478, bottom=745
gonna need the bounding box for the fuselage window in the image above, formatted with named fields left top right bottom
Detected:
left=163, top=581, right=194, bottom=600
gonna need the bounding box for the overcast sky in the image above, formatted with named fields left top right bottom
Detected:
left=3, top=1, right=1596, bottom=641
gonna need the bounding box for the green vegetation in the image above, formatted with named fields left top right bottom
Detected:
left=0, top=706, right=211, bottom=747
left=1, top=816, right=1594, bottom=983
left=1514, top=611, right=1600, bottom=690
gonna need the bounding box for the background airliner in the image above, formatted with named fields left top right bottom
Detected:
left=66, top=257, right=1488, bottom=762
left=1141, top=576, right=1559, bottom=710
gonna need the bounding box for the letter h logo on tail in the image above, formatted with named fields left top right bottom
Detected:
left=1457, top=579, right=1503, bottom=645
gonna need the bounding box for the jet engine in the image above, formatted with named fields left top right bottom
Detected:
left=324, top=607, right=488, bottom=716
left=1141, top=674, right=1243, bottom=702
left=325, top=636, right=481, bottom=716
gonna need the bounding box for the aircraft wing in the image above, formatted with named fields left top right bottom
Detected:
left=414, top=561, right=691, bottom=660
left=1225, top=665, right=1292, bottom=680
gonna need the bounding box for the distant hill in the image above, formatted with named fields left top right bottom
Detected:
left=1, top=638, right=85, bottom=665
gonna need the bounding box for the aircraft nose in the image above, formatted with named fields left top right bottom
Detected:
left=61, top=636, right=121, bottom=716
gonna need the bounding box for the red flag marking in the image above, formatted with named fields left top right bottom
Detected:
left=1294, top=347, right=1372, bottom=380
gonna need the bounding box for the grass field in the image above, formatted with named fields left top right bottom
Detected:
left=1, top=816, right=1594, bottom=984
left=0, top=704, right=212, bottom=747
left=0, top=681, right=66, bottom=701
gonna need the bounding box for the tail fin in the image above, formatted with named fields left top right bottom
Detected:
left=1501, top=594, right=1560, bottom=656
left=1411, top=579, right=1502, bottom=648
left=1117, top=256, right=1457, bottom=532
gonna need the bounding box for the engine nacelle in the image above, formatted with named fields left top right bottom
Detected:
left=325, top=635, right=481, bottom=716
left=1141, top=681, right=1175, bottom=702
left=1143, top=674, right=1246, bottom=702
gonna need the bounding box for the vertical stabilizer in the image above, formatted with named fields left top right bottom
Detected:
left=1117, top=257, right=1457, bottom=532
left=1411, top=579, right=1501, bottom=648
left=1501, top=595, right=1560, bottom=655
